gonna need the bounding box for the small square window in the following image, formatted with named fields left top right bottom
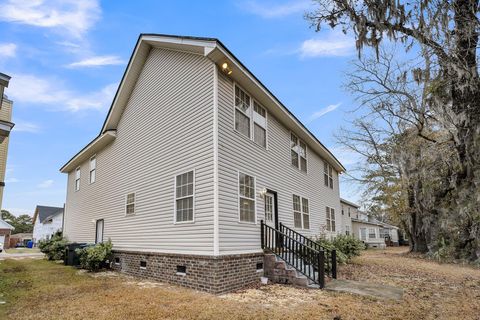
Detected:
left=114, top=257, right=120, bottom=265
left=176, top=265, right=186, bottom=274
left=140, top=261, right=147, bottom=269
left=256, top=262, right=263, bottom=270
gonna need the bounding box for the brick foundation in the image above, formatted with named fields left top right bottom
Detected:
left=111, top=250, right=264, bottom=294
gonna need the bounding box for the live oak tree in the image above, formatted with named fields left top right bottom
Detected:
left=307, top=1, right=480, bottom=261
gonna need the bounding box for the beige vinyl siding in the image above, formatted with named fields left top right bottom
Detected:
left=64, top=47, right=215, bottom=255
left=0, top=99, right=13, bottom=208
left=216, top=72, right=341, bottom=254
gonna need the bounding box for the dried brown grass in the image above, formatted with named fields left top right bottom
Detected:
left=1, top=247, right=479, bottom=320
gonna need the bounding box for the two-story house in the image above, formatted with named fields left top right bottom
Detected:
left=32, top=205, right=64, bottom=244
left=0, top=72, right=14, bottom=211
left=60, top=34, right=345, bottom=293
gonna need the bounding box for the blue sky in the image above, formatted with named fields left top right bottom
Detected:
left=0, top=0, right=361, bottom=216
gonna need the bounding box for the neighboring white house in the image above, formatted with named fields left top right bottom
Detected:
left=340, top=198, right=359, bottom=236
left=60, top=34, right=346, bottom=293
left=32, top=205, right=64, bottom=244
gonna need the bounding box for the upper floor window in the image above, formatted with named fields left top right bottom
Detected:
left=324, top=162, right=333, bottom=189
left=234, top=85, right=267, bottom=148
left=348, top=207, right=351, bottom=217
left=326, top=207, right=336, bottom=232
left=293, top=195, right=309, bottom=229
left=89, top=155, right=96, bottom=184
left=341, top=205, right=344, bottom=215
left=126, top=193, right=135, bottom=215
left=75, top=167, right=80, bottom=191
left=175, top=171, right=194, bottom=223
left=239, top=172, right=255, bottom=223
left=291, top=133, right=307, bottom=172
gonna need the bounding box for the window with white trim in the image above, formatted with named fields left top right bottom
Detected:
left=341, top=205, right=344, bottom=215
left=291, top=133, right=307, bottom=172
left=360, top=228, right=367, bottom=241
left=324, top=162, right=333, bottom=188
left=379, top=228, right=390, bottom=239
left=175, top=171, right=194, bottom=222
left=253, top=101, right=266, bottom=147
left=239, top=172, right=255, bottom=222
left=75, top=167, right=80, bottom=191
left=234, top=85, right=267, bottom=148
left=369, top=228, right=377, bottom=239
left=326, top=207, right=336, bottom=232
left=293, top=195, right=309, bottom=229
left=126, top=193, right=135, bottom=215
left=89, top=155, right=96, bottom=184
left=345, top=225, right=350, bottom=236
left=348, top=207, right=351, bottom=217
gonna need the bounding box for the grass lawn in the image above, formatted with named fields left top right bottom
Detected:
left=0, top=247, right=479, bottom=319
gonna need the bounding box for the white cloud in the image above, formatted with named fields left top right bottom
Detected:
left=5, top=208, right=33, bottom=217
left=0, top=0, right=101, bottom=38
left=7, top=73, right=117, bottom=112
left=5, top=177, right=19, bottom=183
left=300, top=33, right=354, bottom=57
left=67, top=55, right=125, bottom=68
left=330, top=146, right=362, bottom=167
left=13, top=120, right=41, bottom=133
left=241, top=0, right=311, bottom=18
left=307, top=103, right=341, bottom=122
left=38, top=179, right=54, bottom=188
left=0, top=43, right=16, bottom=58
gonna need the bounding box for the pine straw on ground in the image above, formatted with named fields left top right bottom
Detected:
left=0, top=247, right=479, bottom=320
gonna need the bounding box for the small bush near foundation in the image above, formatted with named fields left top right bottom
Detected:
left=314, top=235, right=365, bottom=264
left=76, top=240, right=113, bottom=272
left=38, top=231, right=68, bottom=261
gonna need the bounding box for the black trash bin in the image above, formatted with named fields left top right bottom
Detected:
left=64, top=243, right=88, bottom=266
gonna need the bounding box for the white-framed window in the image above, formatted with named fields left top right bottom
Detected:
left=125, top=193, right=135, bottom=215
left=341, top=205, right=344, bottom=215
left=345, top=225, right=350, bottom=236
left=175, top=171, right=194, bottom=223
left=293, top=195, right=309, bottom=229
left=253, top=101, right=267, bottom=147
left=326, top=207, right=336, bottom=232
left=380, top=228, right=390, bottom=239
left=369, top=228, right=377, bottom=239
left=324, top=162, right=333, bottom=189
left=89, top=155, right=96, bottom=184
left=348, top=207, right=351, bottom=217
left=360, top=228, right=367, bottom=241
left=234, top=85, right=267, bottom=148
left=290, top=133, right=307, bottom=172
left=238, top=172, right=256, bottom=223
left=75, top=167, right=80, bottom=191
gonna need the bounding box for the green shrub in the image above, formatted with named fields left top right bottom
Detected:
left=38, top=231, right=68, bottom=261
left=76, top=240, right=113, bottom=272
left=314, top=235, right=365, bottom=265
left=332, top=235, right=366, bottom=260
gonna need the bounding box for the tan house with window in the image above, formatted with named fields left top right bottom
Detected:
left=60, top=34, right=345, bottom=293
left=0, top=73, right=14, bottom=210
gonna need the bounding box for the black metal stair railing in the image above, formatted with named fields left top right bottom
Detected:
left=261, top=220, right=326, bottom=288
left=279, top=222, right=337, bottom=279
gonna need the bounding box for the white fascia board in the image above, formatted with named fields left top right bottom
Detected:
left=60, top=131, right=116, bottom=173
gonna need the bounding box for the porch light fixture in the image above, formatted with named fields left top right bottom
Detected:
left=221, top=62, right=232, bottom=75
left=260, top=187, right=267, bottom=199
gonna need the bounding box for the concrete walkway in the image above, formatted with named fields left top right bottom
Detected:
left=325, top=279, right=403, bottom=300
left=0, top=251, right=44, bottom=260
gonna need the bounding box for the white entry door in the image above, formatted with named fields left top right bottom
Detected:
left=265, top=193, right=275, bottom=228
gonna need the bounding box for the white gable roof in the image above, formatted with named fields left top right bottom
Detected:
left=0, top=218, right=14, bottom=230
left=61, top=34, right=346, bottom=173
